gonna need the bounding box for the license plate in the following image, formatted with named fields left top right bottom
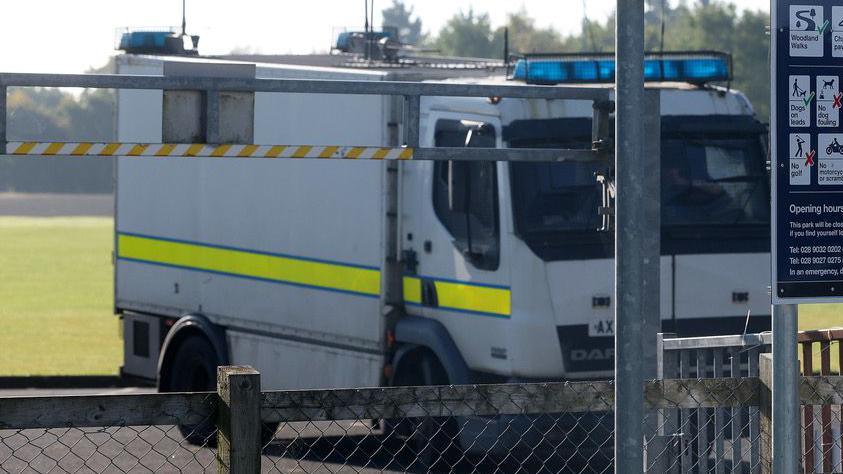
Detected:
left=588, top=319, right=614, bottom=337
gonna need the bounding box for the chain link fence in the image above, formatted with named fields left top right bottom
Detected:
left=0, top=376, right=766, bottom=473
left=4, top=331, right=843, bottom=473
left=799, top=328, right=843, bottom=473
left=0, top=393, right=217, bottom=473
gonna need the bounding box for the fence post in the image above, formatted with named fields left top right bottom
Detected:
left=217, top=366, right=261, bottom=474
left=615, top=0, right=647, bottom=472
left=759, top=354, right=773, bottom=474
left=0, top=85, right=6, bottom=155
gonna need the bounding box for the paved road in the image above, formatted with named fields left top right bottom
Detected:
left=0, top=192, right=113, bottom=216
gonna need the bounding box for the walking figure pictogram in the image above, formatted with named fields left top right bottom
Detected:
left=793, top=78, right=807, bottom=98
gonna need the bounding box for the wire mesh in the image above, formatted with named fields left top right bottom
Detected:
left=644, top=378, right=761, bottom=474
left=259, top=383, right=615, bottom=473
left=0, top=372, right=786, bottom=472
left=800, top=330, right=843, bottom=473
left=0, top=394, right=217, bottom=474
left=255, top=379, right=765, bottom=473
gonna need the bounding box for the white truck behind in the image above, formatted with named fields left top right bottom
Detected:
left=114, top=52, right=771, bottom=398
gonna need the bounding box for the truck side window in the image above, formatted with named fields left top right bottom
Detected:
left=432, top=119, right=499, bottom=271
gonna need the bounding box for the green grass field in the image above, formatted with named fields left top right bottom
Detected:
left=0, top=217, right=120, bottom=376
left=0, top=215, right=842, bottom=376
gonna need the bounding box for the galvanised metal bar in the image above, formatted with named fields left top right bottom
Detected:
left=405, top=95, right=420, bottom=148
left=3, top=142, right=606, bottom=163
left=413, top=147, right=605, bottom=162
left=615, top=0, right=647, bottom=472
left=0, top=73, right=612, bottom=102
left=204, top=90, right=221, bottom=144
left=772, top=304, right=799, bottom=474
left=661, top=333, right=773, bottom=351
left=0, top=86, right=5, bottom=153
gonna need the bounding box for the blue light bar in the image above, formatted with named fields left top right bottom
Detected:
left=119, top=31, right=172, bottom=50
left=510, top=52, right=731, bottom=85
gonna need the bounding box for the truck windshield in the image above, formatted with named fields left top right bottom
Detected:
left=510, top=137, right=769, bottom=235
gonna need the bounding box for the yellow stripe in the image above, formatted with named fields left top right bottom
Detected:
left=434, top=280, right=510, bottom=317
left=265, top=145, right=286, bottom=158
left=401, top=276, right=510, bottom=317
left=319, top=146, right=339, bottom=159
left=155, top=144, right=176, bottom=157
left=399, top=148, right=414, bottom=160
left=128, top=144, right=148, bottom=156
left=118, top=234, right=381, bottom=297
left=210, top=144, right=232, bottom=157
left=403, top=277, right=422, bottom=305
left=346, top=147, right=365, bottom=159
left=238, top=145, right=259, bottom=157
left=44, top=143, right=64, bottom=155
left=13, top=142, right=37, bottom=155
left=372, top=148, right=390, bottom=160
left=100, top=143, right=121, bottom=156
left=292, top=146, right=312, bottom=158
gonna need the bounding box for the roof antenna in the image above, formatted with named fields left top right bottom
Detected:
left=364, top=0, right=369, bottom=33
left=581, top=0, right=599, bottom=52
left=659, top=0, right=667, bottom=54
left=181, top=0, right=187, bottom=37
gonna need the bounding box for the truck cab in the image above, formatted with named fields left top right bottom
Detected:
left=399, top=56, right=770, bottom=382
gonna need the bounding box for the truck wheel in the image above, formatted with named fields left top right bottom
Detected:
left=167, top=335, right=218, bottom=446
left=390, top=350, right=462, bottom=472
left=166, top=334, right=280, bottom=447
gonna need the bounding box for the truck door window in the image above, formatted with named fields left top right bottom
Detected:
left=432, top=119, right=499, bottom=271
left=507, top=120, right=769, bottom=260
left=662, top=139, right=768, bottom=226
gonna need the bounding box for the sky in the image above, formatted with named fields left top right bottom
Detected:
left=0, top=0, right=770, bottom=74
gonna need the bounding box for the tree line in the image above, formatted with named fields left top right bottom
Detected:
left=384, top=0, right=770, bottom=120
left=4, top=1, right=770, bottom=193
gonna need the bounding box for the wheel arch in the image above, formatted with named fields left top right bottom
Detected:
left=391, top=316, right=471, bottom=385
left=157, top=314, right=229, bottom=391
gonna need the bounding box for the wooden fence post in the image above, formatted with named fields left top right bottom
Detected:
left=216, top=365, right=261, bottom=474
left=759, top=354, right=773, bottom=474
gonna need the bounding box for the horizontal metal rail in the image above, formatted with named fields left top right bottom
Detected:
left=0, top=72, right=611, bottom=101
left=0, top=72, right=613, bottom=162
left=661, top=332, right=773, bottom=351
left=4, top=141, right=605, bottom=162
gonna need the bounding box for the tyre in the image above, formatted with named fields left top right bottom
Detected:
left=166, top=335, right=219, bottom=446
left=390, top=350, right=462, bottom=473
left=164, top=334, right=280, bottom=447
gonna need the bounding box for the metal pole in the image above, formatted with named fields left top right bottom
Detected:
left=0, top=86, right=6, bottom=154
left=615, top=0, right=646, bottom=472
left=772, top=304, right=799, bottom=473
left=405, top=95, right=420, bottom=148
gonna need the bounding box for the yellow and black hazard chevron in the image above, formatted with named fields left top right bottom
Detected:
left=117, top=232, right=511, bottom=318
left=6, top=142, right=414, bottom=160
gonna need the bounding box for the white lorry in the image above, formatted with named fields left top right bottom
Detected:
left=115, top=52, right=770, bottom=398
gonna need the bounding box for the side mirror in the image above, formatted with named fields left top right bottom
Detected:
left=448, top=161, right=469, bottom=213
